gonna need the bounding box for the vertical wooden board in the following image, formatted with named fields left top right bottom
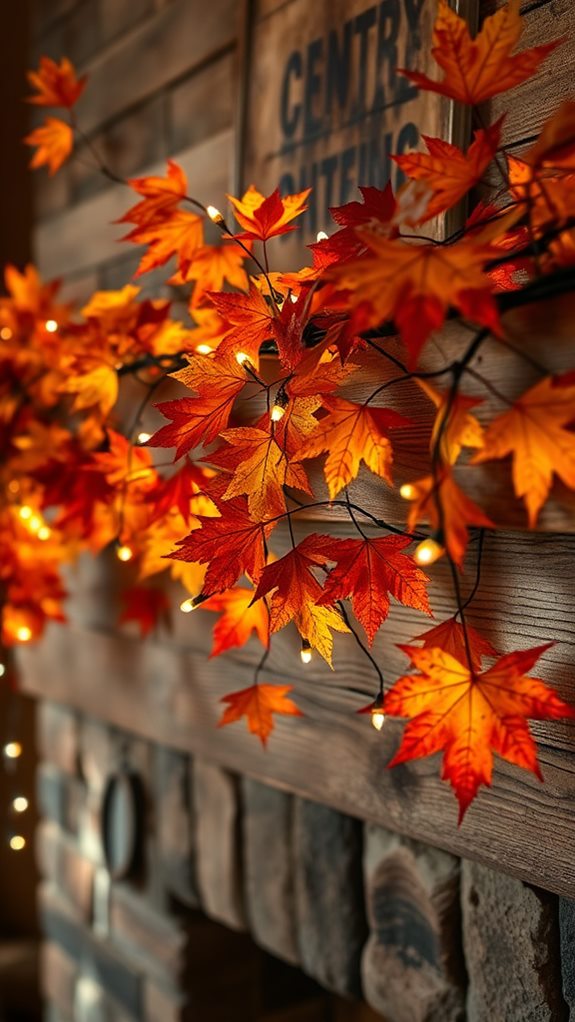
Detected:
left=241, top=0, right=477, bottom=262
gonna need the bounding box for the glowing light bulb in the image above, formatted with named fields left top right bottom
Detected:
left=400, top=483, right=417, bottom=500
left=137, top=431, right=151, bottom=444
left=300, top=641, right=312, bottom=665
left=38, top=526, right=51, bottom=541
left=18, top=505, right=33, bottom=521
left=207, top=205, right=224, bottom=224
left=28, top=514, right=43, bottom=534
left=116, top=544, right=134, bottom=563
left=316, top=231, right=329, bottom=242
left=289, top=293, right=299, bottom=303
left=9, top=836, right=26, bottom=851
left=414, top=537, right=444, bottom=566
left=45, top=319, right=58, bottom=333
left=12, top=797, right=28, bottom=814
left=0, top=327, right=12, bottom=340
left=0, top=663, right=5, bottom=678
left=4, top=742, right=22, bottom=759
left=180, top=597, right=198, bottom=613
left=370, top=693, right=385, bottom=731
left=271, top=404, right=286, bottom=422
left=16, top=626, right=32, bottom=643
left=235, top=351, right=251, bottom=367
left=196, top=344, right=213, bottom=355
left=371, top=709, right=385, bottom=731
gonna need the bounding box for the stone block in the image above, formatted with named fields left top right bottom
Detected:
left=109, top=883, right=188, bottom=984
left=241, top=777, right=298, bottom=964
left=293, top=797, right=367, bottom=997
left=154, top=747, right=198, bottom=907
left=361, top=825, right=465, bottom=1022
left=38, top=702, right=79, bottom=776
left=42, top=941, right=77, bottom=1017
left=462, top=859, right=565, bottom=1022
left=560, top=898, right=575, bottom=1014
left=37, top=820, right=94, bottom=922
left=193, top=760, right=246, bottom=931
left=38, top=762, right=84, bottom=833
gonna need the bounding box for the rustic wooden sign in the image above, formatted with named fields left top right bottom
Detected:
left=240, top=0, right=477, bottom=261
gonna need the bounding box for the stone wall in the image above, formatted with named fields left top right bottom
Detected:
left=37, top=699, right=575, bottom=1022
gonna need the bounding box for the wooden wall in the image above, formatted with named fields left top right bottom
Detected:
left=20, top=0, right=575, bottom=901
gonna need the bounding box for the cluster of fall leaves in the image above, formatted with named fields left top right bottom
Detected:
left=4, top=0, right=575, bottom=819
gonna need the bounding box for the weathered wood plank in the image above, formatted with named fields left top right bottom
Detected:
left=16, top=614, right=575, bottom=901
left=33, top=130, right=233, bottom=278
left=73, top=0, right=237, bottom=135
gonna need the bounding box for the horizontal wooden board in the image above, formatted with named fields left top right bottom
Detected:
left=33, top=130, right=233, bottom=278
left=75, top=0, right=237, bottom=136
left=17, top=611, right=575, bottom=900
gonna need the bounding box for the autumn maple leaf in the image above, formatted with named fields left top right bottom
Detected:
left=218, top=683, right=302, bottom=747
left=296, top=397, right=410, bottom=499
left=25, top=117, right=73, bottom=175
left=228, top=185, right=310, bottom=242
left=410, top=617, right=499, bottom=674
left=27, top=56, right=86, bottom=108
left=216, top=426, right=311, bottom=520
left=119, top=586, right=171, bottom=637
left=208, top=284, right=274, bottom=363
left=123, top=209, right=203, bottom=279
left=417, top=380, right=484, bottom=465
left=203, top=586, right=269, bottom=657
left=393, top=119, right=503, bottom=222
left=385, top=643, right=575, bottom=820
left=118, top=160, right=188, bottom=228
left=64, top=364, right=119, bottom=418
left=399, top=0, right=561, bottom=106
left=147, top=384, right=241, bottom=461
left=173, top=243, right=249, bottom=293
left=406, top=470, right=494, bottom=568
left=170, top=498, right=274, bottom=595
left=150, top=460, right=213, bottom=526
left=91, top=430, right=155, bottom=487
left=331, top=233, right=500, bottom=367
left=471, top=375, right=575, bottom=527
left=318, top=535, right=431, bottom=645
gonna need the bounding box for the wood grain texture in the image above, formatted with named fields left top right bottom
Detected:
left=74, top=0, right=237, bottom=136
left=16, top=613, right=575, bottom=901
left=33, top=130, right=233, bottom=277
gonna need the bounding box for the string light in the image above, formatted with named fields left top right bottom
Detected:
left=137, top=431, right=151, bottom=444
left=271, top=404, right=286, bottom=422
left=180, top=594, right=209, bottom=613
left=37, top=525, right=51, bottom=541
left=116, top=544, right=134, bottom=563
left=400, top=483, right=417, bottom=500
left=0, top=664, right=5, bottom=678
left=196, top=344, right=213, bottom=355
left=300, top=640, right=312, bottom=665
left=235, top=351, right=252, bottom=367
left=9, top=836, right=26, bottom=851
left=18, top=505, right=33, bottom=521
left=316, top=231, right=329, bottom=241
left=206, top=205, right=224, bottom=225
left=414, top=536, right=444, bottom=566
left=12, top=797, right=28, bottom=814
left=371, top=693, right=385, bottom=731
left=15, top=626, right=32, bottom=643
left=0, top=327, right=12, bottom=340
left=4, top=742, right=22, bottom=760
left=44, top=319, right=58, bottom=333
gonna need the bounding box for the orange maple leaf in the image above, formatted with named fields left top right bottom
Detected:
left=410, top=617, right=499, bottom=674
left=406, top=470, right=493, bottom=568
left=27, top=56, right=86, bottom=108
left=25, top=117, right=73, bottom=175
left=399, top=0, right=561, bottom=106
left=208, top=284, right=274, bottom=363
left=172, top=243, right=249, bottom=294
left=331, top=233, right=500, bottom=367
left=118, top=160, right=188, bottom=227
left=218, top=683, right=303, bottom=747
left=296, top=397, right=410, bottom=499
left=417, top=380, right=484, bottom=465
left=203, top=586, right=269, bottom=657
left=64, top=364, right=119, bottom=418
left=393, top=119, right=503, bottom=222
left=170, top=498, right=273, bottom=595
left=217, top=425, right=311, bottom=520
left=385, top=643, right=575, bottom=820
left=318, top=535, right=431, bottom=645
left=227, top=185, right=310, bottom=242
left=471, top=375, right=575, bottom=527
left=123, top=209, right=204, bottom=279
